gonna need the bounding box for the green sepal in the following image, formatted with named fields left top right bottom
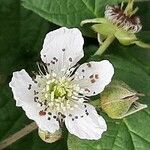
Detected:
left=97, top=33, right=106, bottom=44
left=134, top=40, right=150, bottom=49
left=92, top=22, right=117, bottom=36
left=80, top=18, right=107, bottom=26
left=114, top=29, right=150, bottom=48
left=114, top=29, right=137, bottom=45
left=120, top=101, right=147, bottom=119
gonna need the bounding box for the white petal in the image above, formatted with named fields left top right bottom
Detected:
left=9, top=69, right=37, bottom=106
left=22, top=102, right=59, bottom=133
left=65, top=103, right=107, bottom=140
left=74, top=60, right=114, bottom=96
left=9, top=69, right=59, bottom=133
left=40, top=27, right=84, bottom=73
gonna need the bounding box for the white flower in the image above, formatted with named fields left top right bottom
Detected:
left=9, top=27, right=114, bottom=140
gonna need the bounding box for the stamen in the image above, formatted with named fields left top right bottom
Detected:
left=105, top=5, right=142, bottom=33
left=33, top=64, right=87, bottom=124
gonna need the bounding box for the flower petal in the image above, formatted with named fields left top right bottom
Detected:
left=9, top=69, right=59, bottom=133
left=74, top=60, right=114, bottom=96
left=22, top=103, right=59, bottom=133
left=65, top=103, right=107, bottom=140
left=9, top=69, right=37, bottom=106
left=40, top=27, right=84, bottom=73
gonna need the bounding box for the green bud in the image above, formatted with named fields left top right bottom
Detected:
left=38, top=128, right=62, bottom=143
left=100, top=80, right=147, bottom=119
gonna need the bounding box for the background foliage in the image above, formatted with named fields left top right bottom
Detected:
left=0, top=0, right=150, bottom=149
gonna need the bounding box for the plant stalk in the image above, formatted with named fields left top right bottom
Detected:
left=0, top=122, right=37, bottom=150
left=94, top=35, right=115, bottom=56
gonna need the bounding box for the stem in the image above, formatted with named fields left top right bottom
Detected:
left=0, top=122, right=37, bottom=150
left=94, top=35, right=115, bottom=56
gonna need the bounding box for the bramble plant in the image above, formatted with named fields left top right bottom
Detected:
left=81, top=0, right=150, bottom=55
left=0, top=0, right=150, bottom=150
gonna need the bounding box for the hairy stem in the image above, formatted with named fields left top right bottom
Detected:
left=0, top=122, right=37, bottom=150
left=94, top=35, right=115, bottom=56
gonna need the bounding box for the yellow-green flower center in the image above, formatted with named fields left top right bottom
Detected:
left=46, top=79, right=73, bottom=100
left=34, top=73, right=82, bottom=112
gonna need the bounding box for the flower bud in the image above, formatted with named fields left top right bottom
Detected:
left=100, top=80, right=147, bottom=119
left=38, top=128, right=62, bottom=143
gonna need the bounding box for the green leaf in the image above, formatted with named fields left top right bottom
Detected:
left=0, top=0, right=67, bottom=149
left=21, top=0, right=150, bottom=37
left=21, top=0, right=122, bottom=35
left=67, top=31, right=150, bottom=149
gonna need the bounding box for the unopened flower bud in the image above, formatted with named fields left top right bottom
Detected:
left=38, top=128, right=62, bottom=143
left=100, top=80, right=147, bottom=119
